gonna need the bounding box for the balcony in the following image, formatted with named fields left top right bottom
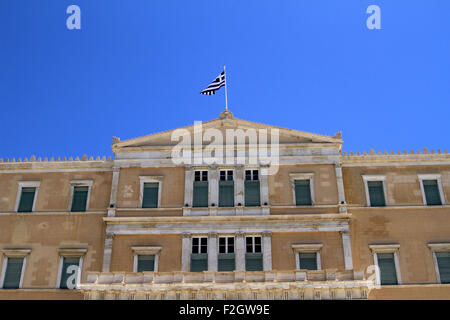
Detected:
left=80, top=269, right=373, bottom=300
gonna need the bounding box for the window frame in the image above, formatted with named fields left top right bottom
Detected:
left=362, top=175, right=388, bottom=207
left=289, top=173, right=315, bottom=206
left=56, top=248, right=86, bottom=289
left=139, top=176, right=163, bottom=209
left=68, top=180, right=93, bottom=212
left=218, top=169, right=235, bottom=207
left=369, top=244, right=402, bottom=285
left=428, top=243, right=450, bottom=284
left=14, top=181, right=40, bottom=213
left=291, top=244, right=322, bottom=270
left=132, top=246, right=162, bottom=272
left=244, top=168, right=261, bottom=207
left=0, top=249, right=31, bottom=289
left=418, top=174, right=446, bottom=206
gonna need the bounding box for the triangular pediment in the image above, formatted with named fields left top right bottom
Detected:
left=112, top=110, right=342, bottom=151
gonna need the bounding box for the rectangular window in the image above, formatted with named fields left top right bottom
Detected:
left=191, top=237, right=208, bottom=272
left=219, top=170, right=234, bottom=207
left=423, top=180, right=442, bottom=206
left=245, top=170, right=260, bottom=207
left=71, top=186, right=88, bottom=212
left=368, top=181, right=386, bottom=207
left=17, top=187, right=36, bottom=212
left=142, top=182, right=159, bottom=208
left=377, top=253, right=398, bottom=285
left=245, top=236, right=263, bottom=271
left=218, top=237, right=235, bottom=271
left=59, top=257, right=80, bottom=289
left=193, top=171, right=208, bottom=207
left=436, top=252, right=450, bottom=284
left=295, top=180, right=312, bottom=206
left=137, top=255, right=155, bottom=272
left=2, top=257, right=24, bottom=289
left=299, top=252, right=318, bottom=270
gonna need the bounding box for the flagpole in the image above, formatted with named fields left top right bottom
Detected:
left=224, top=65, right=228, bottom=110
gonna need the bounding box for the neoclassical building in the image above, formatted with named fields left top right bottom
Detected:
left=0, top=109, right=449, bottom=300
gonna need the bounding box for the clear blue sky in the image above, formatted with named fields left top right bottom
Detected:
left=1, top=0, right=449, bottom=159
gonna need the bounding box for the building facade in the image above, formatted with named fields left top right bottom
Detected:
left=0, top=109, right=449, bottom=300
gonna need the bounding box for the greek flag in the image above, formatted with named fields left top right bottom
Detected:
left=200, top=71, right=226, bottom=95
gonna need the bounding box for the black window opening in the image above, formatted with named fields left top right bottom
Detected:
left=423, top=180, right=442, bottom=206
left=298, top=252, right=318, bottom=270
left=218, top=237, right=235, bottom=271
left=193, top=171, right=208, bottom=207
left=2, top=257, right=24, bottom=289
left=436, top=252, right=450, bottom=284
left=245, top=170, right=260, bottom=207
left=377, top=253, right=398, bottom=285
left=219, top=170, right=234, bottom=207
left=17, top=187, right=36, bottom=212
left=295, top=180, right=312, bottom=206
left=245, top=236, right=263, bottom=271
left=191, top=237, right=208, bottom=272
left=368, top=181, right=386, bottom=207
left=137, top=255, right=155, bottom=272
left=71, top=186, right=89, bottom=212
left=59, top=257, right=81, bottom=289
left=142, top=182, right=159, bottom=208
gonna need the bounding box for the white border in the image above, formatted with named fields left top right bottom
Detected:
left=292, top=244, right=323, bottom=270
left=369, top=244, right=401, bottom=285
left=289, top=173, right=315, bottom=206
left=0, top=249, right=31, bottom=288
left=139, top=176, right=163, bottom=208
left=418, top=174, right=446, bottom=205
left=68, top=180, right=93, bottom=212
left=55, top=248, right=87, bottom=288
left=362, top=175, right=387, bottom=207
left=428, top=243, right=450, bottom=284
left=132, top=246, right=162, bottom=272
left=14, top=181, right=40, bottom=212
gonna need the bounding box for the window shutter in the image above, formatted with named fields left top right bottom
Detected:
left=71, top=186, right=88, bottom=212
left=245, top=253, right=263, bottom=271
left=423, top=180, right=442, bottom=206
left=377, top=253, right=398, bottom=285
left=219, top=181, right=234, bottom=207
left=436, top=252, right=450, bottom=283
left=60, top=257, right=80, bottom=289
left=245, top=181, right=260, bottom=207
left=18, top=187, right=36, bottom=212
left=368, top=181, right=386, bottom=207
left=137, top=255, right=155, bottom=272
left=299, top=253, right=317, bottom=270
left=3, top=258, right=24, bottom=289
left=295, top=180, right=312, bottom=206
left=142, top=183, right=159, bottom=208
left=190, top=253, right=208, bottom=272
left=193, top=181, right=208, bottom=207
left=218, top=253, right=235, bottom=271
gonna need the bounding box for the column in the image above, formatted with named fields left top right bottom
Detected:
left=108, top=166, right=120, bottom=217
left=235, top=232, right=246, bottom=271
left=209, top=166, right=219, bottom=207
left=260, top=166, right=270, bottom=206
left=262, top=231, right=272, bottom=271
left=335, top=162, right=347, bottom=213
left=341, top=231, right=353, bottom=270
left=184, top=166, right=193, bottom=208
left=235, top=166, right=245, bottom=212
left=208, top=232, right=218, bottom=271
left=181, top=232, right=191, bottom=272
left=102, top=232, right=114, bottom=272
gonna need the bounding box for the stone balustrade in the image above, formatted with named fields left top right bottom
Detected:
left=80, top=269, right=373, bottom=300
